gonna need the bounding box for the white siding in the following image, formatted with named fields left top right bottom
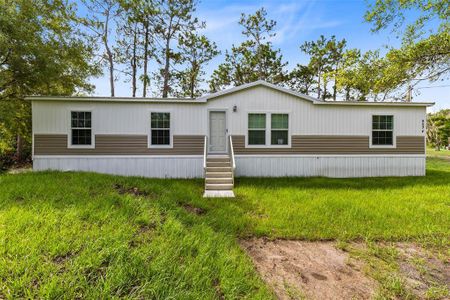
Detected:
left=33, top=101, right=207, bottom=135
left=235, top=155, right=426, bottom=177
left=34, top=156, right=203, bottom=178
left=207, top=86, right=426, bottom=136
left=32, top=86, right=426, bottom=138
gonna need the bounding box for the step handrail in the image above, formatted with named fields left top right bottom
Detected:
left=228, top=135, right=236, bottom=183
left=203, top=135, right=208, bottom=175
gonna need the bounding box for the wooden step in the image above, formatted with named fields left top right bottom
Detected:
left=206, top=166, right=232, bottom=172
left=205, top=172, right=233, bottom=178
left=205, top=183, right=234, bottom=190
left=205, top=178, right=233, bottom=184
left=207, top=161, right=231, bottom=167
left=207, top=157, right=230, bottom=163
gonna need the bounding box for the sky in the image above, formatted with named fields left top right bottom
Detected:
left=87, top=0, right=450, bottom=112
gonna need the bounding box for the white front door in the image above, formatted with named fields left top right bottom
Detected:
left=209, top=111, right=226, bottom=152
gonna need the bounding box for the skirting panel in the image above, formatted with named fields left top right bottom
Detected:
left=235, top=156, right=426, bottom=178
left=33, top=156, right=203, bottom=178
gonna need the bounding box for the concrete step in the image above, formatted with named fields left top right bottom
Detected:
left=203, top=190, right=235, bottom=198
left=206, top=166, right=232, bottom=172
left=205, top=183, right=234, bottom=190
left=207, top=161, right=231, bottom=167
left=205, top=172, right=233, bottom=178
left=205, top=178, right=233, bottom=184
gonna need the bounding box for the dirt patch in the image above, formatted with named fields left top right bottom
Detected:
left=182, top=203, right=206, bottom=215
left=114, top=183, right=150, bottom=197
left=240, top=238, right=377, bottom=300
left=52, top=251, right=77, bottom=265
left=396, top=243, right=450, bottom=298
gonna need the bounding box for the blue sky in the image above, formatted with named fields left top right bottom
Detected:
left=88, top=0, right=449, bottom=111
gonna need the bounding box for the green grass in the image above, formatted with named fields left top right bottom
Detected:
left=1, top=157, right=449, bottom=298
left=427, top=147, right=450, bottom=159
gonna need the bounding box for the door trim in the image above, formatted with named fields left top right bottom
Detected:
left=208, top=109, right=228, bottom=153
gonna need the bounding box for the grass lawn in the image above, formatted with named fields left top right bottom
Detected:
left=1, top=156, right=449, bottom=299
left=427, top=147, right=450, bottom=160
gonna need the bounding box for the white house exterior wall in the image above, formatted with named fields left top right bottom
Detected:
left=31, top=84, right=428, bottom=178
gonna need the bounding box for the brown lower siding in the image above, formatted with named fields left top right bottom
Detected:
left=34, top=134, right=204, bottom=155
left=34, top=134, right=424, bottom=155
left=232, top=135, right=425, bottom=155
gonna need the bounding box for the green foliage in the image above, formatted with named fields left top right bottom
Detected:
left=153, top=0, right=203, bottom=98
left=365, top=0, right=450, bottom=92
left=427, top=109, right=450, bottom=149
left=286, top=64, right=316, bottom=95
left=175, top=33, right=219, bottom=98
left=209, top=8, right=287, bottom=91
left=335, top=49, right=390, bottom=101
left=295, top=35, right=347, bottom=100
left=0, top=173, right=271, bottom=298
left=0, top=157, right=449, bottom=297
left=0, top=0, right=99, bottom=156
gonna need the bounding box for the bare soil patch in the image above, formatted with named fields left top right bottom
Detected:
left=181, top=203, right=206, bottom=215
left=114, top=183, right=150, bottom=197
left=396, top=243, right=450, bottom=299
left=241, top=238, right=376, bottom=300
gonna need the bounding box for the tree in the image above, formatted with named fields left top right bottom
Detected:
left=115, top=0, right=157, bottom=97
left=175, top=33, right=219, bottom=98
left=81, top=0, right=120, bottom=97
left=325, top=38, right=347, bottom=100
left=299, top=35, right=347, bottom=100
left=153, top=0, right=202, bottom=98
left=365, top=0, right=450, bottom=93
left=427, top=109, right=450, bottom=150
left=115, top=11, right=141, bottom=97
left=300, top=35, right=330, bottom=100
left=287, top=65, right=316, bottom=95
left=209, top=8, right=287, bottom=92
left=0, top=0, right=99, bottom=160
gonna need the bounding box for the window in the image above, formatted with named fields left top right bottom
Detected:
left=71, top=111, right=92, bottom=145
left=372, top=115, right=393, bottom=145
left=271, top=114, right=288, bottom=145
left=248, top=114, right=266, bottom=145
left=151, top=112, right=170, bottom=145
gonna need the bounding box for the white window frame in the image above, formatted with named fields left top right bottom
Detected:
left=270, top=113, right=290, bottom=146
left=246, top=111, right=291, bottom=148
left=369, top=114, right=396, bottom=149
left=148, top=110, right=173, bottom=148
left=68, top=109, right=95, bottom=149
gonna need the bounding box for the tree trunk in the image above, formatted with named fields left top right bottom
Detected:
left=317, top=66, right=321, bottom=99
left=131, top=25, right=137, bottom=97
left=104, top=11, right=115, bottom=97
left=142, top=22, right=150, bottom=97
left=333, top=68, right=337, bottom=101
left=162, top=37, right=171, bottom=98
left=345, top=87, right=350, bottom=101
left=16, top=135, right=23, bottom=162
left=106, top=46, right=115, bottom=97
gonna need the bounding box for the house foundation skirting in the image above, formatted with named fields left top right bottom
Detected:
left=33, top=156, right=203, bottom=178
left=235, top=155, right=426, bottom=178
left=33, top=155, right=426, bottom=179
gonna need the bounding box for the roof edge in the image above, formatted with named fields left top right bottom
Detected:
left=198, top=80, right=320, bottom=103
left=25, top=96, right=205, bottom=103
left=25, top=80, right=435, bottom=107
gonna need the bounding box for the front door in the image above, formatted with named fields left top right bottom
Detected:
left=209, top=111, right=226, bottom=152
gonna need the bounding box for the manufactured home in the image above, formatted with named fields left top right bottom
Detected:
left=29, top=81, right=433, bottom=197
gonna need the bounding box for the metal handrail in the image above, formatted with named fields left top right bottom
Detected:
left=229, top=135, right=236, bottom=170
left=229, top=135, right=236, bottom=183
left=203, top=135, right=208, bottom=175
